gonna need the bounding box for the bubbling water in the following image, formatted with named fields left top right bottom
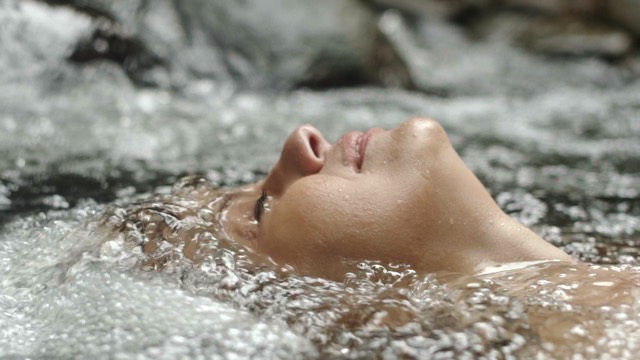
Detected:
left=5, top=176, right=634, bottom=358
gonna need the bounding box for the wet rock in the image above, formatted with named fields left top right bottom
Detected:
left=40, top=0, right=140, bottom=22
left=171, top=0, right=411, bottom=90
left=500, top=0, right=600, bottom=15
left=622, top=53, right=640, bottom=75
left=377, top=9, right=629, bottom=96
left=373, top=0, right=596, bottom=20
left=39, top=0, right=412, bottom=90
left=364, top=0, right=454, bottom=19
left=68, top=19, right=163, bottom=86
left=520, top=18, right=633, bottom=58
left=34, top=0, right=223, bottom=88
left=463, top=11, right=546, bottom=42
left=608, top=0, right=640, bottom=36
left=1, top=1, right=93, bottom=83
left=459, top=8, right=633, bottom=59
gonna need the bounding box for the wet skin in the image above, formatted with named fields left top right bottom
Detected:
left=224, top=118, right=573, bottom=279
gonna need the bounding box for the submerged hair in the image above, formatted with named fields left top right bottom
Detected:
left=100, top=175, right=239, bottom=270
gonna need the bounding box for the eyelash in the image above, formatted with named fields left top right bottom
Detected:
left=254, top=190, right=268, bottom=222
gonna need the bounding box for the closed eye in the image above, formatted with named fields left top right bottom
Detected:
left=254, top=190, right=268, bottom=222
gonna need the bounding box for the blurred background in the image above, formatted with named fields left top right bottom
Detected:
left=2, top=1, right=640, bottom=358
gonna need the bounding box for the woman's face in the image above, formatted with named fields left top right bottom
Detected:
left=225, top=118, right=506, bottom=279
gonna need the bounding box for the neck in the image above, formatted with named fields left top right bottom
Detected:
left=449, top=212, right=574, bottom=275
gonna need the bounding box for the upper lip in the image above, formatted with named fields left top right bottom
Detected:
left=340, top=128, right=383, bottom=172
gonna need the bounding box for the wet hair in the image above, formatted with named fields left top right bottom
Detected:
left=101, top=175, right=237, bottom=270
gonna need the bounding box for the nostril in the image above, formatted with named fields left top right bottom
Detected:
left=286, top=125, right=328, bottom=176
left=309, top=134, right=320, bottom=159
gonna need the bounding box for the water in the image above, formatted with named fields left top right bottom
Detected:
left=2, top=1, right=640, bottom=358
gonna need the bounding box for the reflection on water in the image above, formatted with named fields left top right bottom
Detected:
left=1, top=0, right=640, bottom=358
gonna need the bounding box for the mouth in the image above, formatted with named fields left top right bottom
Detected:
left=340, top=128, right=383, bottom=172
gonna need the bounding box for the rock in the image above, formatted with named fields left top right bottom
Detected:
left=463, top=10, right=543, bottom=42
left=38, top=0, right=187, bottom=87
left=457, top=9, right=632, bottom=59
left=171, top=0, right=411, bottom=90
left=622, top=52, right=640, bottom=76
left=608, top=0, right=640, bottom=37
left=67, top=19, right=163, bottom=86
left=39, top=0, right=125, bottom=20
left=0, top=0, right=93, bottom=83
left=364, top=0, right=454, bottom=19
left=500, top=0, right=600, bottom=15
left=376, top=11, right=450, bottom=95
left=519, top=17, right=633, bottom=58
left=40, top=0, right=413, bottom=90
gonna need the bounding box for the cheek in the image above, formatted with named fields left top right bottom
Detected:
left=258, top=178, right=349, bottom=260
left=257, top=176, right=421, bottom=273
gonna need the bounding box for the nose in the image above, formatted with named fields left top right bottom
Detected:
left=264, top=125, right=331, bottom=195
left=288, top=125, right=330, bottom=175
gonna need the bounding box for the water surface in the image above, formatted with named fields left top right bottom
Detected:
left=1, top=1, right=640, bottom=358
